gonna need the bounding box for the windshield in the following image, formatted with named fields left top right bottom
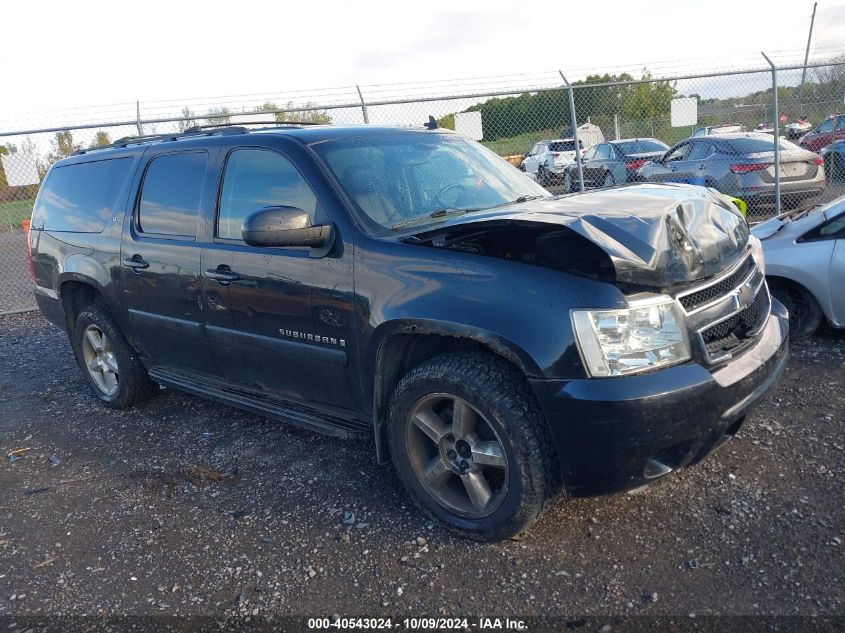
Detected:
left=313, top=132, right=549, bottom=234
left=549, top=140, right=579, bottom=152
left=615, top=140, right=668, bottom=155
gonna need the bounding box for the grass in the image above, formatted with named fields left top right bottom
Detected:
left=482, top=128, right=560, bottom=157
left=0, top=199, right=34, bottom=233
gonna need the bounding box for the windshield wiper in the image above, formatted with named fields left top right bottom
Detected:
left=391, top=195, right=545, bottom=230
left=392, top=207, right=480, bottom=230
left=483, top=195, right=546, bottom=211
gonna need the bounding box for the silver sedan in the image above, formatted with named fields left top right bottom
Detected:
left=638, top=133, right=826, bottom=215
left=751, top=196, right=845, bottom=338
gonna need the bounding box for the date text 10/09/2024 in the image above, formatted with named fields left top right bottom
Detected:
left=307, top=617, right=529, bottom=630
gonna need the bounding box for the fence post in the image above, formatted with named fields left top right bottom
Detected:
left=559, top=71, right=584, bottom=192
left=614, top=114, right=620, bottom=140
left=136, top=101, right=143, bottom=136
left=761, top=53, right=781, bottom=215
left=356, top=85, right=370, bottom=124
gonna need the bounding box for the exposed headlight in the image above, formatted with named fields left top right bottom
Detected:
left=571, top=295, right=690, bottom=378
left=748, top=234, right=765, bottom=274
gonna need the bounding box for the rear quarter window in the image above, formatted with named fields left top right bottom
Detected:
left=32, top=157, right=133, bottom=233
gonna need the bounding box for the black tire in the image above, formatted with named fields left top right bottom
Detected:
left=603, top=171, right=615, bottom=188
left=563, top=170, right=573, bottom=193
left=537, top=165, right=549, bottom=188
left=768, top=279, right=823, bottom=340
left=72, top=303, right=158, bottom=408
left=387, top=351, right=560, bottom=541
left=826, top=154, right=844, bottom=182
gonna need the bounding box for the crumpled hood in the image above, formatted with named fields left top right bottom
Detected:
left=411, top=183, right=749, bottom=287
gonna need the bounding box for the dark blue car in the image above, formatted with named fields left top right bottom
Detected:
left=820, top=139, right=845, bottom=181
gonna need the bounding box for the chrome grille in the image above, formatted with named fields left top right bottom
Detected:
left=678, top=256, right=755, bottom=313
left=701, top=286, right=770, bottom=357
left=675, top=251, right=771, bottom=365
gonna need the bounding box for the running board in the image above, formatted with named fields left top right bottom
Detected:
left=148, top=367, right=371, bottom=440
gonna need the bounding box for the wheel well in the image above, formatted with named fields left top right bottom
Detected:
left=372, top=333, right=529, bottom=463
left=766, top=275, right=825, bottom=313
left=60, top=281, right=104, bottom=334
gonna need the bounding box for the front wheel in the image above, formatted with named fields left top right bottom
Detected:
left=768, top=279, right=823, bottom=339
left=387, top=352, right=559, bottom=541
left=603, top=171, right=615, bottom=187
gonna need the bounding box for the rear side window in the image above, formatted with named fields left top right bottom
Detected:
left=33, top=158, right=133, bottom=233
left=137, top=151, right=208, bottom=237
left=549, top=141, right=578, bottom=152
left=687, top=142, right=715, bottom=161
left=615, top=140, right=668, bottom=155
left=217, top=148, right=318, bottom=240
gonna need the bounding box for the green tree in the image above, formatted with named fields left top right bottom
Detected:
left=254, top=101, right=331, bottom=124
left=89, top=131, right=112, bottom=148
left=176, top=106, right=196, bottom=132
left=47, top=131, right=81, bottom=164
left=205, top=107, right=231, bottom=126
left=619, top=71, right=676, bottom=122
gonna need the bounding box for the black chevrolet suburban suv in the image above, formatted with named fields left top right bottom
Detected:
left=28, top=123, right=789, bottom=541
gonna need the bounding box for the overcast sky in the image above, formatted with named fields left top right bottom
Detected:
left=1, top=0, right=843, bottom=126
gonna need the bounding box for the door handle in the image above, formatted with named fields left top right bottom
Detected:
left=205, top=268, right=240, bottom=285
left=122, top=256, right=149, bottom=271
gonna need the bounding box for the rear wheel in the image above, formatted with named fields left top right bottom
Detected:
left=768, top=279, right=823, bottom=340
left=563, top=170, right=573, bottom=193
left=72, top=304, right=158, bottom=408
left=537, top=166, right=549, bottom=187
left=387, top=352, right=559, bottom=541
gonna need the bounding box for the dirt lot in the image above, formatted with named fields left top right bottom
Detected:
left=0, top=311, right=843, bottom=630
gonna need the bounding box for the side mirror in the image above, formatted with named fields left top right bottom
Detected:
left=242, top=206, right=333, bottom=249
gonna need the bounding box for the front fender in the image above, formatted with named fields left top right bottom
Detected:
left=368, top=318, right=542, bottom=380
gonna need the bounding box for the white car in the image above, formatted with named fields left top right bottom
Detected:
left=751, top=196, right=845, bottom=338
left=521, top=138, right=583, bottom=186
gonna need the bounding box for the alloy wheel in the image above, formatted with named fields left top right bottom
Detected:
left=81, top=324, right=119, bottom=396
left=405, top=393, right=509, bottom=518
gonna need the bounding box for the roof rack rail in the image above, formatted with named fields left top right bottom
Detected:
left=71, top=119, right=329, bottom=156
left=72, top=125, right=253, bottom=155
left=183, top=120, right=325, bottom=133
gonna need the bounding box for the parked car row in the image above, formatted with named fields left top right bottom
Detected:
left=797, top=113, right=845, bottom=152
left=549, top=133, right=826, bottom=212
left=560, top=138, right=668, bottom=190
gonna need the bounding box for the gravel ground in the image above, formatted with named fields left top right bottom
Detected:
left=0, top=312, right=843, bottom=630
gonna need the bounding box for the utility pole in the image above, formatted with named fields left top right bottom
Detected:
left=799, top=2, right=818, bottom=115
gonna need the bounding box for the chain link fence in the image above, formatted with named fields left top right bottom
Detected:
left=2, top=59, right=844, bottom=314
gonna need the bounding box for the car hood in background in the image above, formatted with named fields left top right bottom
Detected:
left=407, top=183, right=749, bottom=287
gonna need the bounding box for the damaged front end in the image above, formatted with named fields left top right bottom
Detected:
left=404, top=183, right=750, bottom=290
left=405, top=183, right=771, bottom=371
